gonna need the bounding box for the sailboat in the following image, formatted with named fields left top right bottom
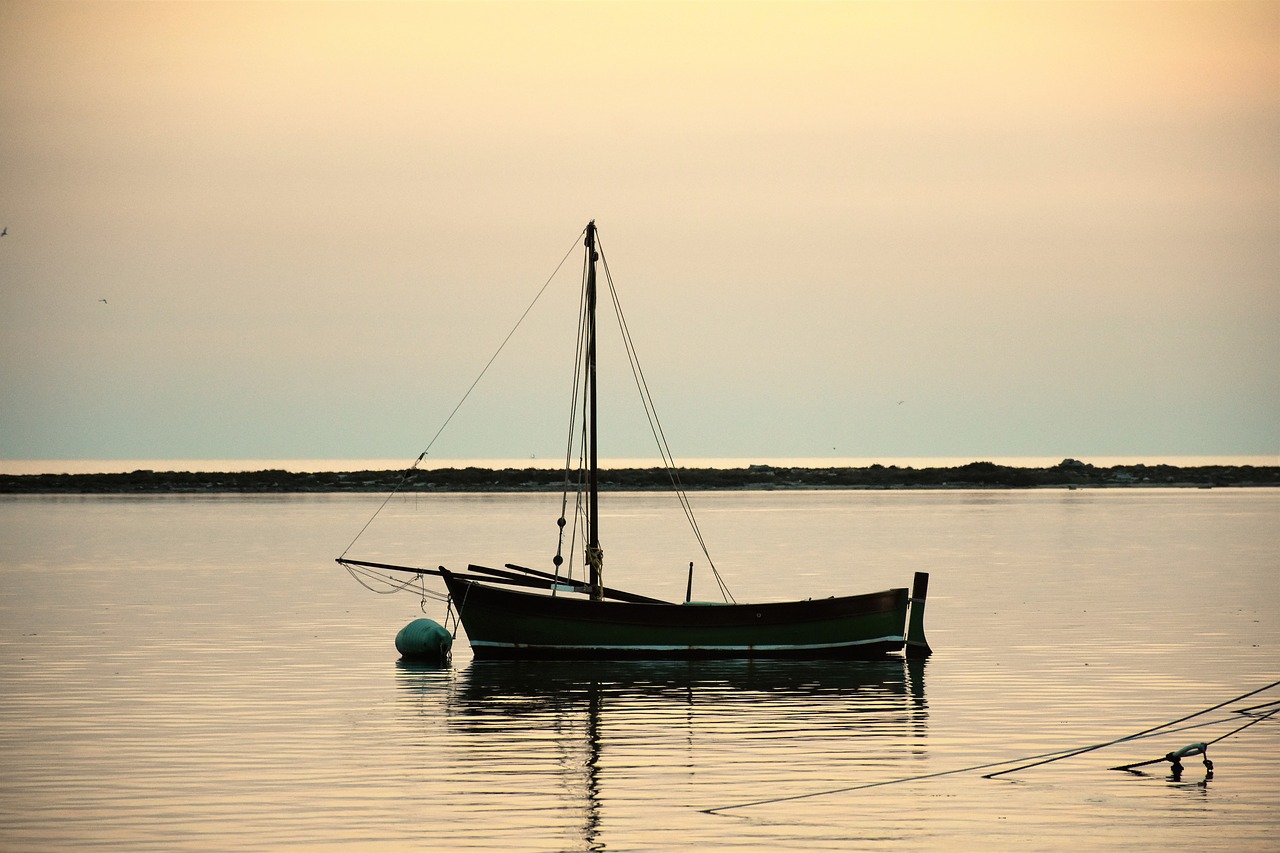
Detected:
left=339, top=221, right=932, bottom=660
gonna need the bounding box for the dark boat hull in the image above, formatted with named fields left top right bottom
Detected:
left=442, top=570, right=911, bottom=660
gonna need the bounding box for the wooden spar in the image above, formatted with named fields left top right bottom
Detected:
left=337, top=557, right=445, bottom=576
left=337, top=557, right=670, bottom=604
left=467, top=563, right=551, bottom=584
left=503, top=562, right=672, bottom=605
left=585, top=221, right=602, bottom=600
left=336, top=558, right=550, bottom=590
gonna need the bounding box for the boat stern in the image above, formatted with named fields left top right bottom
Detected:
left=904, top=571, right=932, bottom=658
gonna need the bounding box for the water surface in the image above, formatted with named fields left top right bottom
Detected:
left=1, top=490, right=1276, bottom=850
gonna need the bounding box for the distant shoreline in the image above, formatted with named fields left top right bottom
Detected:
left=2, top=461, right=1277, bottom=493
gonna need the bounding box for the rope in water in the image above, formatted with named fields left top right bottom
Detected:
left=983, top=677, right=1280, bottom=778
left=1109, top=704, right=1279, bottom=772
left=705, top=678, right=1279, bottom=814
left=1234, top=697, right=1280, bottom=715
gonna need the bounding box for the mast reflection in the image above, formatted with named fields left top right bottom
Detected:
left=396, top=658, right=927, bottom=849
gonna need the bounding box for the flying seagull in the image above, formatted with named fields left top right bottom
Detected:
left=99, top=298, right=108, bottom=304
left=1, top=227, right=7, bottom=237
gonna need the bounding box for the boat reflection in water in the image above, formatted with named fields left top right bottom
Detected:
left=394, top=659, right=927, bottom=850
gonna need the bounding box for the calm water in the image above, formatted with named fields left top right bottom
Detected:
left=1, top=489, right=1277, bottom=851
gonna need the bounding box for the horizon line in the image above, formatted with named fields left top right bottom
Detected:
left=3, top=454, right=1278, bottom=477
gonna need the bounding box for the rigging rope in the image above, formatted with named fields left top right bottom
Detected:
left=339, top=228, right=585, bottom=559
left=596, top=234, right=734, bottom=602
left=341, top=222, right=734, bottom=604
left=554, top=247, right=592, bottom=585
left=341, top=562, right=449, bottom=604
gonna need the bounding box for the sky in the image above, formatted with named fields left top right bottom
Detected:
left=1, top=1, right=1277, bottom=466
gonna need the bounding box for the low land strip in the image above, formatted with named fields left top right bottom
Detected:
left=2, top=460, right=1277, bottom=493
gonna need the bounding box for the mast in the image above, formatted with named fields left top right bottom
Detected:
left=585, top=221, right=603, bottom=600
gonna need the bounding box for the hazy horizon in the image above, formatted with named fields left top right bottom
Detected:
left=2, top=2, right=1277, bottom=462
left=3, top=454, right=1278, bottom=478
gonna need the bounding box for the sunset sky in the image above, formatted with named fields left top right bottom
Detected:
left=1, top=1, right=1276, bottom=466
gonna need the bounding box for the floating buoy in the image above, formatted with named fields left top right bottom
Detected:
left=395, top=618, right=452, bottom=664
left=1165, top=742, right=1212, bottom=780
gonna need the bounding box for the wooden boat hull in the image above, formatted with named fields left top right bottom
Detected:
left=442, top=570, right=911, bottom=659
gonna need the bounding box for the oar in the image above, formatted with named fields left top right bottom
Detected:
left=503, top=562, right=671, bottom=604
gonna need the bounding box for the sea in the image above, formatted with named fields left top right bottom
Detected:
left=1, top=483, right=1277, bottom=850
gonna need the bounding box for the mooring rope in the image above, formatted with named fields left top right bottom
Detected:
left=706, top=745, right=1089, bottom=816
left=983, top=677, right=1280, bottom=778
left=1234, top=697, right=1280, bottom=715
left=1187, top=702, right=1276, bottom=746
left=705, top=678, right=1280, bottom=814
left=1109, top=705, right=1279, bottom=772
left=704, top=713, right=1253, bottom=815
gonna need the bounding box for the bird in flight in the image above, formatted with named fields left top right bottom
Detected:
left=99, top=298, right=108, bottom=304
left=1, top=227, right=7, bottom=237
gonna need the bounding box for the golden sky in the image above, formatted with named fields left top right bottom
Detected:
left=1, top=1, right=1277, bottom=461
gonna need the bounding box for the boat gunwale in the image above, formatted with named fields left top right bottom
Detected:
left=442, top=570, right=908, bottom=629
